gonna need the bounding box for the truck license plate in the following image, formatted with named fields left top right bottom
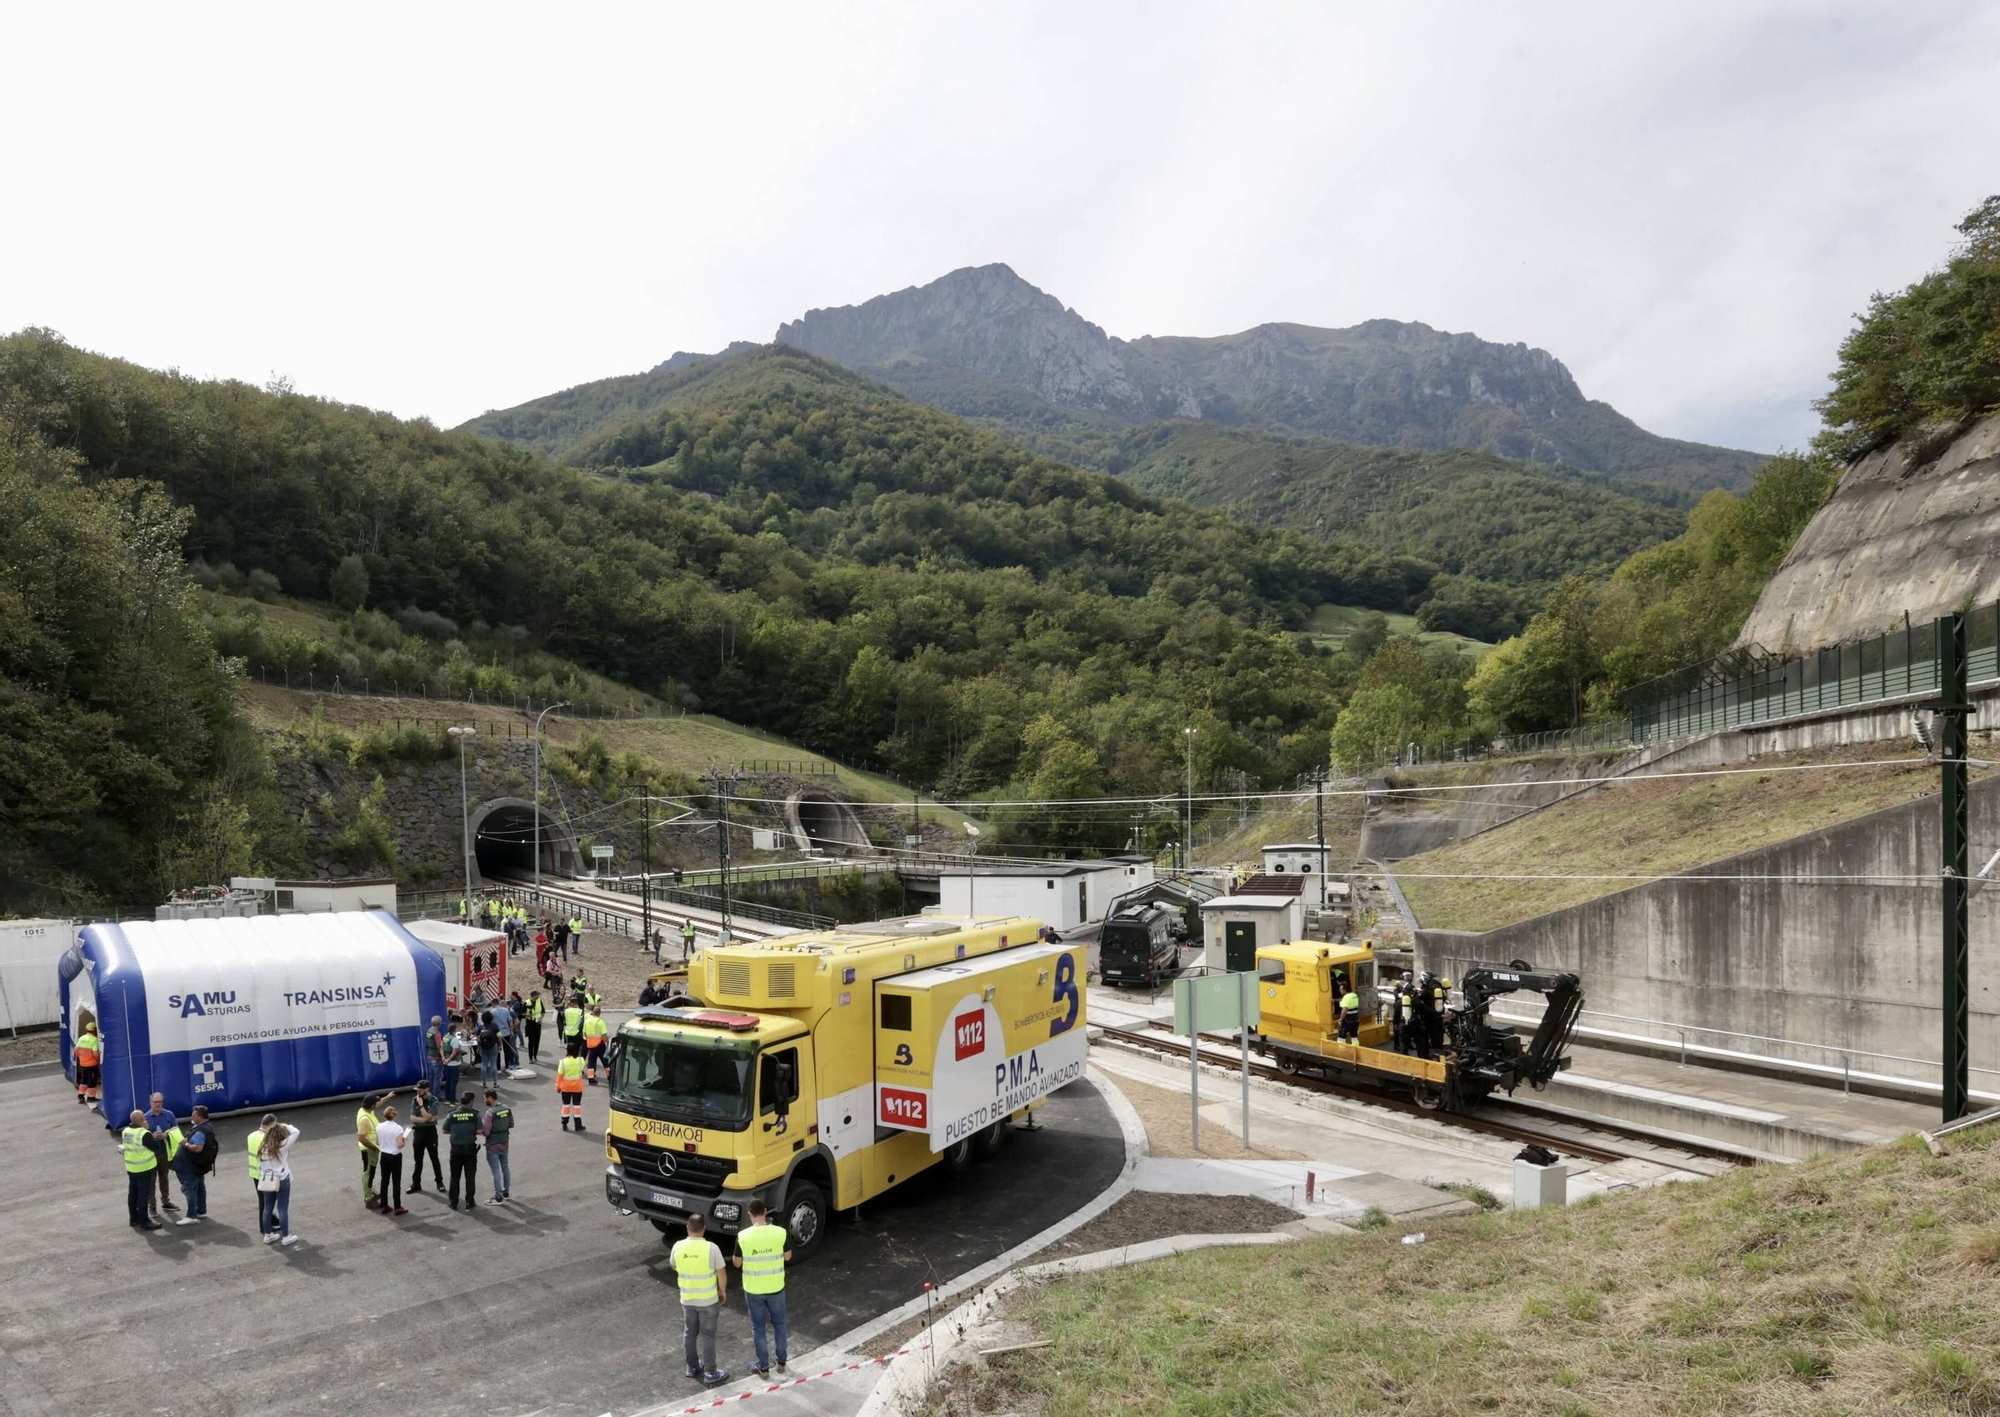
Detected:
left=651, top=1190, right=686, bottom=1209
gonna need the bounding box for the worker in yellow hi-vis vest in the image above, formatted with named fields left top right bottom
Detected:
left=120, top=1110, right=162, bottom=1231
left=732, top=1199, right=794, bottom=1377
left=582, top=1005, right=609, bottom=1084
left=673, top=1213, right=730, bottom=1386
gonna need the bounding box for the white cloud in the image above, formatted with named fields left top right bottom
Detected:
left=2, top=0, right=1993, bottom=452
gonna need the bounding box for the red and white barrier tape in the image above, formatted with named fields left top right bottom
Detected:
left=654, top=1348, right=914, bottom=1415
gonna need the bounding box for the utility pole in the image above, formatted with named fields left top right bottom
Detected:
left=709, top=772, right=736, bottom=944
left=640, top=792, right=653, bottom=961
left=1183, top=726, right=1197, bottom=880
left=1928, top=612, right=1972, bottom=1123
left=1315, top=770, right=1328, bottom=896
left=531, top=700, right=569, bottom=920
left=449, top=727, right=475, bottom=914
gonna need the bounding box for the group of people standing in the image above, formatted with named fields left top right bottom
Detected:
left=356, top=1081, right=515, bottom=1212
left=460, top=894, right=584, bottom=965
left=117, top=1091, right=302, bottom=1246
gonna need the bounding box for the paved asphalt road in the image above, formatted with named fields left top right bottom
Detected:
left=0, top=1061, right=1122, bottom=1417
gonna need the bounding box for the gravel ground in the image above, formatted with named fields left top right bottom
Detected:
left=1107, top=1073, right=1307, bottom=1161
left=0, top=1030, right=57, bottom=1068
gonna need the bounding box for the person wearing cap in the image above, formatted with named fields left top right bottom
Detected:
left=356, top=1092, right=385, bottom=1208
left=480, top=1088, right=514, bottom=1204
left=408, top=1079, right=444, bottom=1193
left=445, top=1091, right=482, bottom=1210
left=73, top=1019, right=102, bottom=1108
left=731, top=1200, right=793, bottom=1377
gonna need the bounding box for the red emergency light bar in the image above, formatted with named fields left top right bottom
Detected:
left=688, top=1010, right=762, bottom=1032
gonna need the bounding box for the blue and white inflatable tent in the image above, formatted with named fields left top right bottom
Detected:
left=58, top=910, right=447, bottom=1123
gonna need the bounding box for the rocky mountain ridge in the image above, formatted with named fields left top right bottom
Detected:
left=772, top=263, right=1766, bottom=491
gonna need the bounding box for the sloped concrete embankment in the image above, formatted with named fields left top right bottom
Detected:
left=1363, top=752, right=1639, bottom=861
left=1418, top=777, right=2000, bottom=1090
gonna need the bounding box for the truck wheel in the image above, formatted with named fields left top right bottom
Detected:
left=976, top=1120, right=1008, bottom=1158
left=943, top=1135, right=975, bottom=1174
left=783, top=1180, right=829, bottom=1262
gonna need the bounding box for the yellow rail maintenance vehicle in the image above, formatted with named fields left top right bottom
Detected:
left=1250, top=939, right=1582, bottom=1111
left=604, top=914, right=1087, bottom=1260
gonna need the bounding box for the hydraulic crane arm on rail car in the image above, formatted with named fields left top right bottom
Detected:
left=1448, top=961, right=1584, bottom=1095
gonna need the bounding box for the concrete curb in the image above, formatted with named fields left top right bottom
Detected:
left=855, top=1230, right=1293, bottom=1417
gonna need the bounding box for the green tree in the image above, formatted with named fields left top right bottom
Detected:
left=1329, top=685, right=1424, bottom=773
left=329, top=553, right=370, bottom=611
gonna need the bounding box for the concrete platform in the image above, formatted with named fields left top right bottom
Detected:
left=1090, top=1045, right=1705, bottom=1204
left=1522, top=1041, right=1938, bottom=1160
left=0, top=1063, right=1124, bottom=1417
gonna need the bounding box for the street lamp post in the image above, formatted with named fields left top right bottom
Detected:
left=448, top=727, right=476, bottom=915
left=532, top=700, right=569, bottom=923
left=1183, top=726, right=1197, bottom=877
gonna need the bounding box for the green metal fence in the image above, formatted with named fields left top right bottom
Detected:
left=1626, top=603, right=2000, bottom=742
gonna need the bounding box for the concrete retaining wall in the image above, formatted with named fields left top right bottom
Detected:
left=1418, top=777, right=2000, bottom=1086
left=1362, top=753, right=1639, bottom=861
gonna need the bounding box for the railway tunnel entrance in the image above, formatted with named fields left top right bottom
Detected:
left=786, top=791, right=872, bottom=854
left=469, top=797, right=580, bottom=883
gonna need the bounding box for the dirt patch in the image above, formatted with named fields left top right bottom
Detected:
left=1026, top=1190, right=1300, bottom=1267
left=0, top=1029, right=58, bottom=1069
left=546, top=928, right=683, bottom=1011
left=1105, top=1073, right=1307, bottom=1161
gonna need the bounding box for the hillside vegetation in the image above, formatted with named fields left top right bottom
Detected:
left=980, top=1122, right=2000, bottom=1416
left=1119, top=424, right=1686, bottom=625
left=1397, top=745, right=1975, bottom=932
left=0, top=329, right=1429, bottom=892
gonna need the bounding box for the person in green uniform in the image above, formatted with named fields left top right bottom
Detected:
left=445, top=1091, right=481, bottom=1210
left=732, top=1200, right=793, bottom=1377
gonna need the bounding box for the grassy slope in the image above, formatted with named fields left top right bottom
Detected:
left=235, top=683, right=971, bottom=829
left=1197, top=791, right=1364, bottom=869
left=1308, top=602, right=1491, bottom=659
left=989, top=1124, right=2000, bottom=1417
left=1397, top=744, right=1973, bottom=932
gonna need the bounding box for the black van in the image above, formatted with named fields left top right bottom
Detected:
left=1098, top=902, right=1182, bottom=989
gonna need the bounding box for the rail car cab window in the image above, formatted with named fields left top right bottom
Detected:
left=612, top=1034, right=756, bottom=1130
left=1258, top=957, right=1286, bottom=986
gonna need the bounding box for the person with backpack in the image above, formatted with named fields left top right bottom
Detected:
left=169, top=1105, right=217, bottom=1224
left=476, top=1010, right=501, bottom=1089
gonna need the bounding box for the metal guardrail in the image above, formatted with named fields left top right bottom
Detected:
left=1486, top=998, right=2000, bottom=1096
left=398, top=888, right=640, bottom=938
left=736, top=759, right=837, bottom=778
left=1625, top=602, right=2000, bottom=743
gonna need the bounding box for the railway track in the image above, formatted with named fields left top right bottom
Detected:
left=1095, top=1023, right=1752, bottom=1170
left=487, top=873, right=784, bottom=942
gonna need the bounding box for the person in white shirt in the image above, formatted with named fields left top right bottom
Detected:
left=375, top=1108, right=409, bottom=1216
left=257, top=1123, right=301, bottom=1246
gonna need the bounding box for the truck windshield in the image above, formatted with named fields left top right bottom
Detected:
left=613, top=1035, right=756, bottom=1130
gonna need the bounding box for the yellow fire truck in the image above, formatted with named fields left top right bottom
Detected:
left=604, top=914, right=1086, bottom=1259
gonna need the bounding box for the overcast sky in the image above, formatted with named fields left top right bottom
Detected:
left=4, top=2, right=1995, bottom=454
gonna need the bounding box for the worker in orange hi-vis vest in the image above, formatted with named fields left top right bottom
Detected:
left=556, top=1053, right=587, bottom=1132
left=74, top=1021, right=103, bottom=1108
left=583, top=1004, right=610, bottom=1085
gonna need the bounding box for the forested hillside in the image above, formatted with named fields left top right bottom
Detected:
left=1115, top=424, right=1686, bottom=631
left=0, top=333, right=1435, bottom=878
